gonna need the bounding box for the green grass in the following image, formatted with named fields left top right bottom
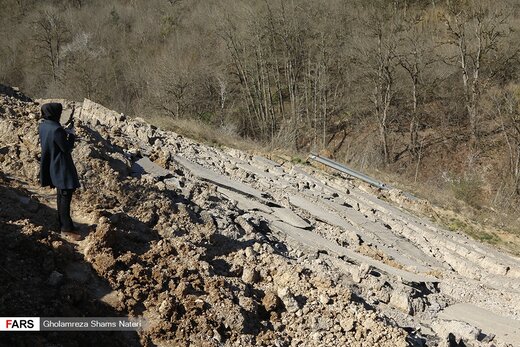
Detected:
left=291, top=156, right=304, bottom=164
left=447, top=217, right=501, bottom=245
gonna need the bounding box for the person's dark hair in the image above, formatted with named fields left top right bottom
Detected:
left=41, top=103, right=63, bottom=122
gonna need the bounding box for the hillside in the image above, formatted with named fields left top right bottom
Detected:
left=2, top=0, right=520, bottom=228
left=1, top=88, right=520, bottom=346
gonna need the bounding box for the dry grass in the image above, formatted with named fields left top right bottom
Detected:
left=144, top=115, right=259, bottom=152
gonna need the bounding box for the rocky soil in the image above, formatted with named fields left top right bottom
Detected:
left=0, top=86, right=519, bottom=347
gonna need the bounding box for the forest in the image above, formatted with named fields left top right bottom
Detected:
left=2, top=0, right=520, bottom=217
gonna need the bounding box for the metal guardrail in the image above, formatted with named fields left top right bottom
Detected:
left=308, top=153, right=388, bottom=190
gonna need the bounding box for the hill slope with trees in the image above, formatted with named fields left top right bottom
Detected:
left=2, top=0, right=520, bottom=245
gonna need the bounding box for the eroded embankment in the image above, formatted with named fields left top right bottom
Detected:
left=1, top=88, right=519, bottom=347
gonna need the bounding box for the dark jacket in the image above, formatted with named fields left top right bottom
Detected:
left=38, top=103, right=80, bottom=189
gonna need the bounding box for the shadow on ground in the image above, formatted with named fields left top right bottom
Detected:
left=0, top=175, right=143, bottom=347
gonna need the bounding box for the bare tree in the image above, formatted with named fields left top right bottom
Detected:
left=490, top=85, right=520, bottom=197
left=443, top=0, right=510, bottom=146
left=395, top=8, right=439, bottom=160
left=356, top=1, right=399, bottom=164
left=32, top=10, right=69, bottom=82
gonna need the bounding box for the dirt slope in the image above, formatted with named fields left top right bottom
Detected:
left=0, top=89, right=519, bottom=347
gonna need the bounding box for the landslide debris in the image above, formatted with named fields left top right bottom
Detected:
left=2, top=88, right=520, bottom=347
left=0, top=92, right=408, bottom=346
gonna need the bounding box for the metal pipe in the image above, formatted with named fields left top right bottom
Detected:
left=308, top=153, right=388, bottom=190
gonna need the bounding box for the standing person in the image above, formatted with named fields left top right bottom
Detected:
left=38, top=103, right=82, bottom=241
